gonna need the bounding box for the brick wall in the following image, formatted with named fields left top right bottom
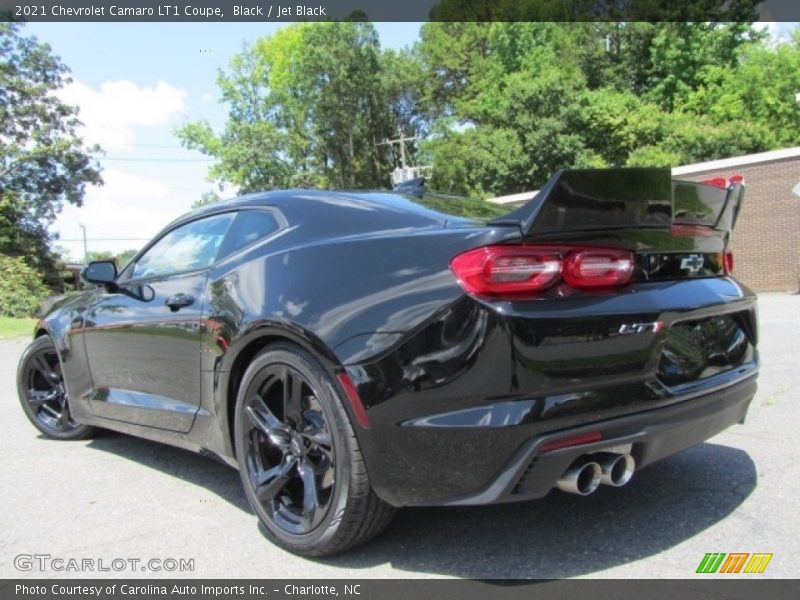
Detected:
left=676, top=157, right=800, bottom=293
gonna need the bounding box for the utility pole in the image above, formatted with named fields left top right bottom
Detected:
left=79, top=223, right=88, bottom=263
left=376, top=129, right=432, bottom=187
left=377, top=129, right=420, bottom=169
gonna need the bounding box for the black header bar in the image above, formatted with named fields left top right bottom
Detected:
left=1, top=0, right=800, bottom=23
left=2, top=579, right=800, bottom=600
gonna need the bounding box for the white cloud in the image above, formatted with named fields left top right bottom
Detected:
left=57, top=78, right=187, bottom=150
left=200, top=91, right=215, bottom=103
left=754, top=22, right=798, bottom=45
left=52, top=169, right=189, bottom=259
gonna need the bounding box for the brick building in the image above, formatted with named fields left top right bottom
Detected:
left=673, top=148, right=800, bottom=293
left=489, top=148, right=800, bottom=293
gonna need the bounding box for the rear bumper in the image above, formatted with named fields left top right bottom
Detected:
left=348, top=278, right=758, bottom=507
left=413, top=374, right=756, bottom=506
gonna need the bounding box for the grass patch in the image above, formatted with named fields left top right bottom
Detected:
left=0, top=316, right=36, bottom=339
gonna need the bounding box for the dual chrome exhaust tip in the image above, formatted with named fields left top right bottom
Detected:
left=555, top=453, right=635, bottom=496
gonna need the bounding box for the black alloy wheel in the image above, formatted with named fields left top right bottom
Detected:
left=235, top=343, right=394, bottom=556
left=241, top=362, right=335, bottom=534
left=17, top=336, right=95, bottom=440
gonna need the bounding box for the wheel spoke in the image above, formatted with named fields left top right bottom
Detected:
left=255, top=457, right=297, bottom=503
left=246, top=394, right=291, bottom=451
left=245, top=437, right=265, bottom=488
left=298, top=460, right=323, bottom=529
left=40, top=403, right=60, bottom=419
left=27, top=389, right=56, bottom=411
left=33, top=354, right=60, bottom=383
left=282, top=368, right=303, bottom=427
left=57, top=399, right=71, bottom=429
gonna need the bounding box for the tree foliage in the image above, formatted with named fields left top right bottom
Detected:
left=178, top=21, right=414, bottom=192
left=0, top=24, right=102, bottom=275
left=183, top=20, right=799, bottom=198
left=84, top=248, right=138, bottom=270
left=0, top=254, right=49, bottom=317
left=418, top=21, right=794, bottom=195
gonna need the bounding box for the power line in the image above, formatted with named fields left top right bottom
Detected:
left=111, top=143, right=187, bottom=149
left=102, top=157, right=215, bottom=162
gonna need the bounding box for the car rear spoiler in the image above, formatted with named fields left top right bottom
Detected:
left=490, top=168, right=745, bottom=235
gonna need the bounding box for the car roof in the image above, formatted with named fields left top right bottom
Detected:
left=170, top=188, right=511, bottom=236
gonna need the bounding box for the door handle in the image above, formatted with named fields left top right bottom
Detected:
left=166, top=293, right=195, bottom=311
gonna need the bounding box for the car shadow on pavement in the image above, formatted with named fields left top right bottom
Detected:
left=85, top=432, right=251, bottom=513
left=323, top=442, right=756, bottom=578
left=85, top=433, right=755, bottom=578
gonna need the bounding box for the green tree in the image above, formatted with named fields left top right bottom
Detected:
left=184, top=20, right=796, bottom=197
left=85, top=248, right=139, bottom=270
left=0, top=254, right=49, bottom=317
left=192, top=190, right=221, bottom=209
left=84, top=250, right=114, bottom=262
left=684, top=28, right=800, bottom=148
left=0, top=24, right=103, bottom=275
left=116, top=248, right=138, bottom=269
left=177, top=21, right=408, bottom=192
left=416, top=21, right=780, bottom=192
left=428, top=0, right=760, bottom=22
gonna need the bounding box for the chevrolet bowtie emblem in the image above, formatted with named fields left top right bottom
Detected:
left=681, top=254, right=705, bottom=274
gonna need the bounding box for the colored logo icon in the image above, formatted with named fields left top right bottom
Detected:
left=696, top=552, right=773, bottom=574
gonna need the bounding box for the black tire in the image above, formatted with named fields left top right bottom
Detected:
left=17, top=336, right=96, bottom=440
left=234, top=342, right=394, bottom=556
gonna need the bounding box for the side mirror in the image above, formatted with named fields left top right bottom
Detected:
left=81, top=260, right=118, bottom=288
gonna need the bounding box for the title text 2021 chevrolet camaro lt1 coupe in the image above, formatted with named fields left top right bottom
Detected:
left=17, top=168, right=757, bottom=556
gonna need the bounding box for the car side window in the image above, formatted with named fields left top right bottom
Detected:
left=216, top=209, right=280, bottom=262
left=131, top=213, right=235, bottom=279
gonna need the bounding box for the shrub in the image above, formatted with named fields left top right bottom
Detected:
left=0, top=254, right=50, bottom=318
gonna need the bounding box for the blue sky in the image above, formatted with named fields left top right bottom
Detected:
left=26, top=23, right=422, bottom=259
left=27, top=21, right=796, bottom=259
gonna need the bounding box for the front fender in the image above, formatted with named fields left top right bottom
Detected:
left=34, top=290, right=97, bottom=418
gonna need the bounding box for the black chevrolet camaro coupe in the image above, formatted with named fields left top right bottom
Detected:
left=17, top=168, right=757, bottom=556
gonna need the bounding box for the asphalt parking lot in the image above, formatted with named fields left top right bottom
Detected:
left=1, top=293, right=799, bottom=579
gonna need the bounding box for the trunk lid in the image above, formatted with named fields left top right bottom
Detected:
left=492, top=167, right=744, bottom=237
left=490, top=167, right=745, bottom=281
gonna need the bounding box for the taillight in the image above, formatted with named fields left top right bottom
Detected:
left=724, top=251, right=734, bottom=275
left=449, top=246, right=561, bottom=296
left=702, top=176, right=728, bottom=189
left=701, top=174, right=744, bottom=188
left=563, top=249, right=634, bottom=288
left=450, top=245, right=634, bottom=297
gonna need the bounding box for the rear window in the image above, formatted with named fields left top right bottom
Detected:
left=398, top=191, right=511, bottom=221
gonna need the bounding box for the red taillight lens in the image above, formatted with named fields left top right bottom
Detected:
left=450, top=245, right=634, bottom=297
left=701, top=174, right=744, bottom=188
left=702, top=176, right=729, bottom=189
left=563, top=249, right=634, bottom=288
left=724, top=251, right=734, bottom=275
left=450, top=246, right=561, bottom=296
